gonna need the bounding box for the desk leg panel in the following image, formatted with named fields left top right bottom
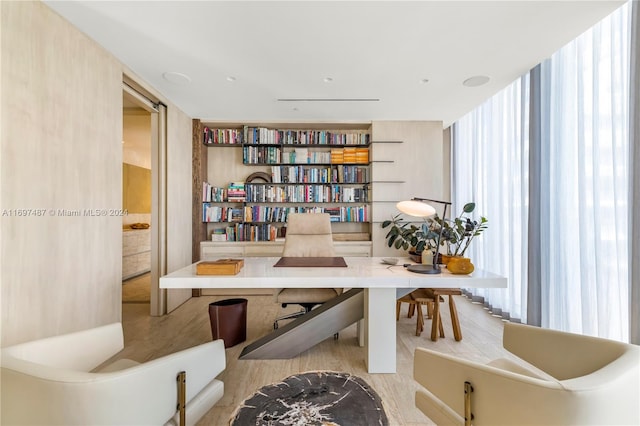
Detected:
left=364, top=288, right=396, bottom=373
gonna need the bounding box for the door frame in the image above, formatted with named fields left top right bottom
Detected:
left=123, top=81, right=167, bottom=316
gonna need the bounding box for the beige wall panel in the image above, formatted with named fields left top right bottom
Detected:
left=370, top=121, right=444, bottom=257
left=207, top=146, right=255, bottom=187
left=123, top=112, right=152, bottom=169
left=166, top=108, right=193, bottom=312
left=122, top=163, right=152, bottom=213
left=1, top=2, right=122, bottom=345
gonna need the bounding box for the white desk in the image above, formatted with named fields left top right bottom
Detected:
left=160, top=257, right=507, bottom=373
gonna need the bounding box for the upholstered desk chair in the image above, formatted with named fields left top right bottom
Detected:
left=273, top=213, right=342, bottom=329
left=1, top=323, right=226, bottom=426
left=414, top=322, right=640, bottom=425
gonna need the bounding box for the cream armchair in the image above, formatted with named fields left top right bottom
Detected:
left=1, top=322, right=226, bottom=426
left=414, top=322, right=640, bottom=425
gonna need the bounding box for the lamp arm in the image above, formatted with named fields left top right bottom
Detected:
left=411, top=197, right=452, bottom=207
left=433, top=203, right=448, bottom=270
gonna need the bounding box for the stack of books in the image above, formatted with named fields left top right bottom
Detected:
left=331, top=149, right=344, bottom=164
left=355, top=148, right=369, bottom=163
left=211, top=229, right=227, bottom=241
left=343, top=147, right=357, bottom=163
left=227, top=182, right=246, bottom=202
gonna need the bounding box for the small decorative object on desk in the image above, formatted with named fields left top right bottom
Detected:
left=447, top=256, right=475, bottom=274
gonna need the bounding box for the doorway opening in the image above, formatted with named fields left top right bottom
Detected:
left=122, top=98, right=152, bottom=304
left=122, top=80, right=167, bottom=316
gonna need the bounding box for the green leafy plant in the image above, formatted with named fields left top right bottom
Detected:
left=381, top=202, right=488, bottom=257
left=381, top=214, right=440, bottom=254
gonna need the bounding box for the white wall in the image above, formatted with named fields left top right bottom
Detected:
left=0, top=1, right=193, bottom=345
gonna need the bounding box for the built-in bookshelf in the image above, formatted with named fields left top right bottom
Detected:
left=200, top=124, right=372, bottom=242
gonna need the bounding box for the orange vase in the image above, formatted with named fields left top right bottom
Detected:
left=447, top=257, right=474, bottom=274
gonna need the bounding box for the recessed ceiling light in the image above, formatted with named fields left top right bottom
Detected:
left=226, top=76, right=236, bottom=82
left=420, top=79, right=429, bottom=84
left=463, top=75, right=490, bottom=87
left=323, top=77, right=333, bottom=83
left=162, top=71, right=191, bottom=85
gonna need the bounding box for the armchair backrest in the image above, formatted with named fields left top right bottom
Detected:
left=503, top=322, right=629, bottom=380
left=282, top=213, right=335, bottom=257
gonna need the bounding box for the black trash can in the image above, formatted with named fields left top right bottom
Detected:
left=208, top=298, right=247, bottom=348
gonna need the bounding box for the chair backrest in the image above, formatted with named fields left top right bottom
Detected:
left=282, top=213, right=335, bottom=257
left=503, top=322, right=629, bottom=380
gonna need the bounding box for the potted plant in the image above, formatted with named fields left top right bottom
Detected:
left=382, top=202, right=488, bottom=266
left=434, top=202, right=488, bottom=259
left=381, top=214, right=440, bottom=263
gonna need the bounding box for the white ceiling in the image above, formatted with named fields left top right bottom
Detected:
left=44, top=1, right=625, bottom=128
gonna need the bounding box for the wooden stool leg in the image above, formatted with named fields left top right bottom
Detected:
left=415, top=303, right=424, bottom=336
left=408, top=303, right=415, bottom=318
left=438, top=312, right=445, bottom=337
left=449, top=295, right=462, bottom=341
left=426, top=301, right=433, bottom=319
left=396, top=300, right=401, bottom=321
left=431, top=296, right=441, bottom=341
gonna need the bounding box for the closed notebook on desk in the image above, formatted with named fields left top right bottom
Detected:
left=197, top=259, right=244, bottom=275
left=273, top=257, right=347, bottom=267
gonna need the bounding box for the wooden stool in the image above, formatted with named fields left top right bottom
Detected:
left=427, top=288, right=462, bottom=342
left=396, top=289, right=444, bottom=338
left=396, top=288, right=463, bottom=341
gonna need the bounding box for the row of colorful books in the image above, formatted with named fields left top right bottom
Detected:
left=244, top=126, right=370, bottom=145
left=202, top=126, right=370, bottom=146
left=202, top=127, right=244, bottom=145
left=202, top=182, right=226, bottom=202
left=224, top=223, right=278, bottom=242
left=244, top=146, right=369, bottom=165
left=202, top=182, right=247, bottom=202
left=241, top=205, right=369, bottom=223
left=202, top=205, right=243, bottom=223
left=245, top=184, right=368, bottom=203
left=270, top=165, right=368, bottom=184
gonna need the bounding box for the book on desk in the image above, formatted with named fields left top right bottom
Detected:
left=196, top=259, right=244, bottom=275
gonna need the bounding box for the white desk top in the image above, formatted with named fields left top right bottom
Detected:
left=160, top=257, right=507, bottom=289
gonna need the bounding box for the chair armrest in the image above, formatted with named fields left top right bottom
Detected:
left=1, top=340, right=226, bottom=425
left=1, top=323, right=124, bottom=371
left=413, top=348, right=569, bottom=425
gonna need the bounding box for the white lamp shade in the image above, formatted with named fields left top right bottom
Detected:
left=396, top=200, right=436, bottom=218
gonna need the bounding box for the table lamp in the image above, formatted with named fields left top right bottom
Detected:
left=396, top=197, right=451, bottom=274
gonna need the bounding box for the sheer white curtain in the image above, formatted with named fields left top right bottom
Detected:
left=452, top=75, right=530, bottom=323
left=452, top=2, right=631, bottom=340
left=537, top=3, right=630, bottom=340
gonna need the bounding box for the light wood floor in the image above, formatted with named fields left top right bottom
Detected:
left=122, top=272, right=151, bottom=303
left=121, top=293, right=514, bottom=425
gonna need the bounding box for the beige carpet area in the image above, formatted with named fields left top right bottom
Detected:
left=122, top=272, right=150, bottom=303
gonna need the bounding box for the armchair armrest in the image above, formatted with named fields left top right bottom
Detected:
left=1, top=322, right=124, bottom=371
left=413, top=348, right=571, bottom=425
left=2, top=339, right=226, bottom=425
